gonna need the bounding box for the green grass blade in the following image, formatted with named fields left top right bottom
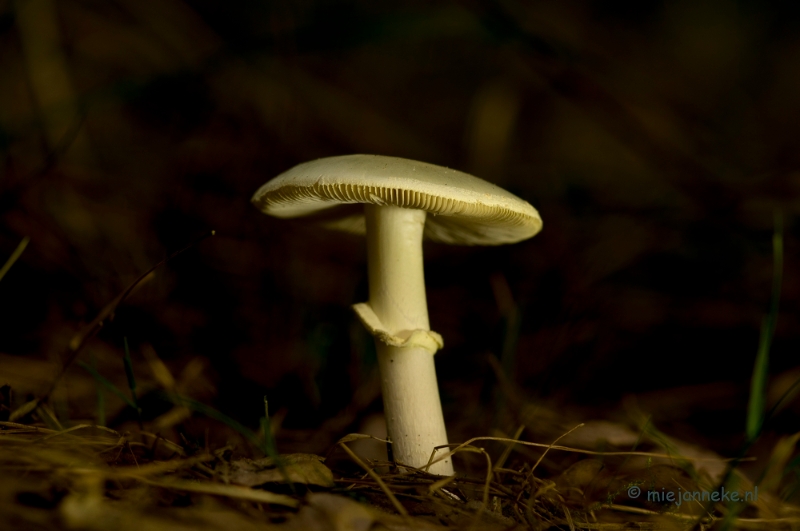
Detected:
left=769, top=211, right=784, bottom=331
left=261, top=396, right=278, bottom=457
left=162, top=392, right=271, bottom=456
left=35, top=403, right=63, bottom=431
left=77, top=361, right=137, bottom=408
left=162, top=393, right=291, bottom=485
left=766, top=373, right=800, bottom=419
left=781, top=454, right=800, bottom=502
left=747, top=319, right=771, bottom=440
left=746, top=211, right=783, bottom=441
left=261, top=396, right=293, bottom=488
left=123, top=337, right=143, bottom=427
left=91, top=352, right=105, bottom=426
left=97, top=383, right=106, bottom=426
left=122, top=338, right=139, bottom=407
left=0, top=236, right=30, bottom=282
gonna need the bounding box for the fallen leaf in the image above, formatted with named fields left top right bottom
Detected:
left=292, top=493, right=375, bottom=531
left=230, top=453, right=334, bottom=488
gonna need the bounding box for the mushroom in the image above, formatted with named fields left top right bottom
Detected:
left=252, top=155, right=542, bottom=475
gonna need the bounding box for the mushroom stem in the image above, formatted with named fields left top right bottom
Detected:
left=364, top=204, right=453, bottom=476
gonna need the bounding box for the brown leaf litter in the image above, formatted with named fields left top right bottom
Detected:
left=2, top=418, right=800, bottom=530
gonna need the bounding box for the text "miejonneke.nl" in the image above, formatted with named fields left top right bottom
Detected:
left=627, top=485, right=758, bottom=507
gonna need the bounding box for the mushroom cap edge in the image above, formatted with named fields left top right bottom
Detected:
left=251, top=154, right=543, bottom=245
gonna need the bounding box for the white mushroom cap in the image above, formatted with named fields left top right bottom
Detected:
left=251, top=154, right=542, bottom=245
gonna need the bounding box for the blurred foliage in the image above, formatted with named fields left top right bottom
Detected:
left=0, top=0, right=800, bottom=466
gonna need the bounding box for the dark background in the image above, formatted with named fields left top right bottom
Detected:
left=1, top=0, right=799, bottom=463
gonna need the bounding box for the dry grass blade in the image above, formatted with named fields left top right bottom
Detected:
left=492, top=424, right=524, bottom=475
left=0, top=236, right=29, bottom=283
left=733, top=517, right=800, bottom=529
left=427, top=432, right=742, bottom=470
left=337, top=437, right=409, bottom=517
left=0, top=420, right=57, bottom=434
left=113, top=454, right=216, bottom=477
left=335, top=432, right=390, bottom=445
left=135, top=431, right=186, bottom=456
left=529, top=423, right=585, bottom=478
left=139, top=478, right=299, bottom=507
left=428, top=474, right=457, bottom=495
left=36, top=423, right=120, bottom=442
left=456, top=445, right=493, bottom=531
